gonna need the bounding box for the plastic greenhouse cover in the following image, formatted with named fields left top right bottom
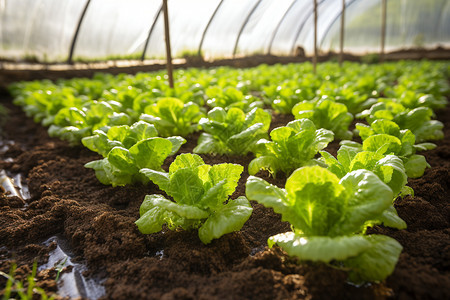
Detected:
left=236, top=0, right=296, bottom=57
left=200, top=0, right=260, bottom=59
left=0, top=0, right=449, bottom=62
left=268, top=0, right=314, bottom=56
left=0, top=0, right=88, bottom=62
left=144, top=0, right=221, bottom=60
left=321, top=0, right=450, bottom=54
left=73, top=0, right=161, bottom=61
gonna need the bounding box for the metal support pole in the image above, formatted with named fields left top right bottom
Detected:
left=163, top=0, right=174, bottom=88
left=313, top=0, right=318, bottom=73
left=380, top=0, right=387, bottom=62
left=198, top=0, right=224, bottom=57
left=233, top=0, right=263, bottom=57
left=339, top=0, right=345, bottom=66
left=68, top=0, right=91, bottom=64
left=141, top=4, right=163, bottom=61
left=267, top=0, right=298, bottom=55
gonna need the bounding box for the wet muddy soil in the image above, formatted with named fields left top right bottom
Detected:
left=0, top=96, right=449, bottom=299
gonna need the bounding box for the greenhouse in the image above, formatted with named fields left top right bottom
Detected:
left=0, top=1, right=449, bottom=299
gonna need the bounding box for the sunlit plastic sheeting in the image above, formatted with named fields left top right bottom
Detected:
left=0, top=0, right=87, bottom=62
left=321, top=0, right=450, bottom=54
left=235, top=0, right=296, bottom=57
left=73, top=0, right=160, bottom=61
left=268, top=0, right=314, bottom=56
left=144, top=0, right=221, bottom=59
left=294, top=0, right=353, bottom=56
left=200, top=0, right=260, bottom=59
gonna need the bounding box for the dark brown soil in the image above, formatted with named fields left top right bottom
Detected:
left=0, top=95, right=449, bottom=300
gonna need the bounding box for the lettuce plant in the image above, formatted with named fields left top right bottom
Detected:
left=292, top=98, right=353, bottom=140
left=48, top=101, right=132, bottom=145
left=83, top=121, right=185, bottom=187
left=246, top=166, right=403, bottom=283
left=320, top=147, right=409, bottom=229
left=249, top=118, right=334, bottom=177
left=205, top=86, right=263, bottom=112
left=357, top=101, right=444, bottom=143
left=11, top=82, right=81, bottom=123
left=348, top=119, right=435, bottom=178
left=137, top=153, right=252, bottom=244
left=82, top=121, right=185, bottom=157
left=140, top=97, right=204, bottom=137
left=394, top=91, right=448, bottom=110
left=262, top=82, right=315, bottom=114
left=194, top=107, right=271, bottom=155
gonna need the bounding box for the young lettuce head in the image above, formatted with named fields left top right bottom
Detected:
left=137, top=154, right=252, bottom=244
left=246, top=166, right=403, bottom=283
left=292, top=98, right=353, bottom=140
left=345, top=119, right=436, bottom=178
left=249, top=118, right=334, bottom=177
left=194, top=107, right=271, bottom=155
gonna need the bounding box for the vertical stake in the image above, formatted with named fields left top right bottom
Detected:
left=339, top=0, right=345, bottom=67
left=163, top=0, right=174, bottom=88
left=313, top=0, right=318, bottom=74
left=380, top=0, right=387, bottom=63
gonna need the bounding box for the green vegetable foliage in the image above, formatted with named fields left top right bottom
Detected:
left=249, top=118, right=334, bottom=177
left=140, top=97, right=204, bottom=137
left=292, top=98, right=354, bottom=140
left=246, top=166, right=403, bottom=283
left=137, top=154, right=252, bottom=244
left=194, top=107, right=271, bottom=155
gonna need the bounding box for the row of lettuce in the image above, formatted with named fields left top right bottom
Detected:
left=9, top=61, right=449, bottom=284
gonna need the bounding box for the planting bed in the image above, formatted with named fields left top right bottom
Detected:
left=1, top=66, right=449, bottom=299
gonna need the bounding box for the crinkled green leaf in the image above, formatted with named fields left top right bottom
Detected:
left=334, top=170, right=393, bottom=236
left=193, top=133, right=221, bottom=154
left=168, top=153, right=205, bottom=175
left=374, top=205, right=407, bottom=230
left=374, top=155, right=407, bottom=196
left=198, top=196, right=252, bottom=244
left=362, top=134, right=402, bottom=155
left=128, top=138, right=172, bottom=170
left=286, top=166, right=346, bottom=235
left=268, top=232, right=371, bottom=262
left=344, top=235, right=403, bottom=283
left=166, top=136, right=186, bottom=156
left=141, top=98, right=203, bottom=137
left=319, top=151, right=347, bottom=178
left=248, top=155, right=280, bottom=176
left=135, top=206, right=166, bottom=234
left=195, top=107, right=270, bottom=155
left=84, top=159, right=111, bottom=185
left=208, top=163, right=243, bottom=198
left=167, top=168, right=205, bottom=205
left=414, top=142, right=436, bottom=152
left=250, top=119, right=333, bottom=176
left=404, top=154, right=428, bottom=178
left=82, top=130, right=122, bottom=156
left=144, top=194, right=209, bottom=219
left=293, top=99, right=353, bottom=140
left=130, top=120, right=158, bottom=139
left=140, top=169, right=170, bottom=191
left=107, top=147, right=136, bottom=174
left=245, top=176, right=290, bottom=216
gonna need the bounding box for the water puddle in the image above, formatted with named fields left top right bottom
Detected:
left=40, top=236, right=105, bottom=300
